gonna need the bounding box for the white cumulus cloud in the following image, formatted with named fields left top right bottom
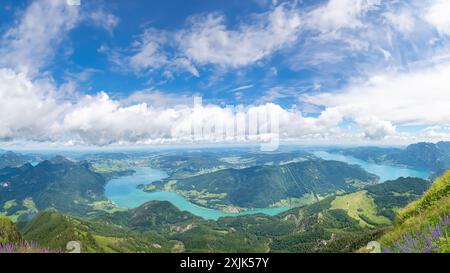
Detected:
left=305, top=0, right=380, bottom=32
left=0, top=0, right=80, bottom=75
left=425, top=0, right=450, bottom=36
left=177, top=4, right=301, bottom=68
left=304, top=62, right=450, bottom=139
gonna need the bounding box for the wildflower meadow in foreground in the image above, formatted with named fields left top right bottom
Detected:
left=0, top=240, right=59, bottom=253
left=383, top=214, right=450, bottom=253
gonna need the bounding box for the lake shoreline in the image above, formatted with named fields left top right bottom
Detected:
left=104, top=152, right=430, bottom=220
left=312, top=151, right=430, bottom=182
left=104, top=167, right=289, bottom=220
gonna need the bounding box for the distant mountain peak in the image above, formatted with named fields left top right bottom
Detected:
left=49, top=155, right=73, bottom=164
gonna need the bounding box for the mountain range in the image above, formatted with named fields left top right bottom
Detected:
left=148, top=159, right=379, bottom=209
left=7, top=175, right=432, bottom=253
left=0, top=156, right=107, bottom=219
left=331, top=141, right=450, bottom=177
left=0, top=143, right=449, bottom=253
left=0, top=151, right=35, bottom=169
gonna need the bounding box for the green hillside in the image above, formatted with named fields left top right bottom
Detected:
left=332, top=141, right=450, bottom=177
left=0, top=151, right=435, bottom=253
left=0, top=151, right=34, bottom=169
left=21, top=210, right=176, bottom=253
left=147, top=150, right=314, bottom=179
left=278, top=177, right=429, bottom=228
left=1, top=216, right=56, bottom=253
left=0, top=216, right=22, bottom=244
left=15, top=177, right=428, bottom=253
left=3, top=168, right=436, bottom=252
left=100, top=201, right=201, bottom=231
left=380, top=171, right=450, bottom=252
left=0, top=157, right=109, bottom=218
left=147, top=160, right=378, bottom=210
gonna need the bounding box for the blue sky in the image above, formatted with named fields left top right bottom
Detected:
left=1, top=0, right=450, bottom=147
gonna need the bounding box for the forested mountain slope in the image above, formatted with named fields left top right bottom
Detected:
left=148, top=160, right=379, bottom=209
left=0, top=157, right=107, bottom=218
left=14, top=177, right=429, bottom=253
left=331, top=141, right=450, bottom=177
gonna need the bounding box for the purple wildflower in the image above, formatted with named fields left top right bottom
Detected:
left=383, top=213, right=450, bottom=253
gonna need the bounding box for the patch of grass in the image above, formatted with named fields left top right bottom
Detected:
left=90, top=201, right=127, bottom=213
left=397, top=171, right=450, bottom=225
left=0, top=198, right=38, bottom=222
left=163, top=180, right=177, bottom=191
left=220, top=157, right=254, bottom=164
left=195, top=166, right=228, bottom=175
left=380, top=170, right=450, bottom=246
left=23, top=198, right=37, bottom=212
left=92, top=160, right=131, bottom=173
left=330, top=191, right=391, bottom=227
left=3, top=200, right=17, bottom=210
left=270, top=193, right=319, bottom=208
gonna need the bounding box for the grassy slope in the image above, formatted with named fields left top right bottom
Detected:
left=380, top=170, right=450, bottom=246
left=291, top=177, right=430, bottom=228
left=330, top=191, right=391, bottom=227
left=0, top=216, right=22, bottom=244
left=0, top=159, right=108, bottom=217
left=164, top=160, right=378, bottom=208
left=21, top=210, right=176, bottom=253
left=0, top=216, right=58, bottom=253
left=15, top=177, right=432, bottom=253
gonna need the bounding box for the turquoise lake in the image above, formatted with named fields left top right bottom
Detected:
left=105, top=167, right=288, bottom=220
left=105, top=152, right=430, bottom=220
left=312, top=151, right=430, bottom=182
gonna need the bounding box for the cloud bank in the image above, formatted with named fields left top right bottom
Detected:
left=0, top=68, right=345, bottom=145
left=1, top=0, right=450, bottom=146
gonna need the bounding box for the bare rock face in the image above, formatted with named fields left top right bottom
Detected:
left=170, top=223, right=196, bottom=234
